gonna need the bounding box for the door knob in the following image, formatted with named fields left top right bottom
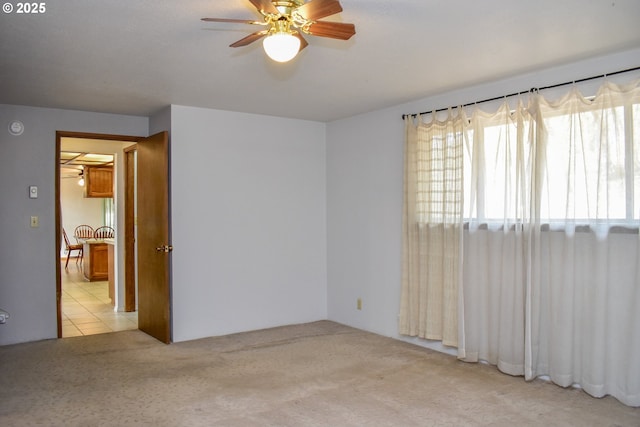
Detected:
left=155, top=245, right=173, bottom=253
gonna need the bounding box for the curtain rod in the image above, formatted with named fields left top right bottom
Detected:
left=401, top=65, right=640, bottom=120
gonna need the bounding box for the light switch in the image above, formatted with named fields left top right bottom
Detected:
left=30, top=216, right=39, bottom=228
left=29, top=185, right=38, bottom=199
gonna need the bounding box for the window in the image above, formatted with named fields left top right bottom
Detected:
left=461, top=95, right=640, bottom=228
left=103, top=198, right=115, bottom=229
left=415, top=128, right=464, bottom=225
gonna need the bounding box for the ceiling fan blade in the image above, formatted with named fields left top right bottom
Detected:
left=229, top=30, right=268, bottom=47
left=201, top=17, right=263, bottom=25
left=248, top=0, right=279, bottom=15
left=294, top=32, right=309, bottom=51
left=307, top=21, right=355, bottom=40
left=296, top=0, right=343, bottom=21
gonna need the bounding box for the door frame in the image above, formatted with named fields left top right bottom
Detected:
left=123, top=145, right=137, bottom=312
left=56, top=131, right=141, bottom=338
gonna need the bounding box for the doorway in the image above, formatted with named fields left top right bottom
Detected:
left=56, top=132, right=139, bottom=338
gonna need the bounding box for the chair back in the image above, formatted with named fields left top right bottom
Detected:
left=94, top=226, right=114, bottom=239
left=62, top=228, right=72, bottom=249
left=74, top=224, right=94, bottom=241
left=62, top=227, right=83, bottom=268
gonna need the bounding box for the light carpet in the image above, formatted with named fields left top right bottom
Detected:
left=0, top=321, right=638, bottom=426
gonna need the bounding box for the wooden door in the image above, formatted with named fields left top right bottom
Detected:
left=136, top=131, right=172, bottom=343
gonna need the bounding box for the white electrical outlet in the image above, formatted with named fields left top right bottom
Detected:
left=30, top=216, right=39, bottom=228
left=0, top=309, right=9, bottom=324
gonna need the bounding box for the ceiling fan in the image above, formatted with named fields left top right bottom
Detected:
left=201, top=0, right=356, bottom=63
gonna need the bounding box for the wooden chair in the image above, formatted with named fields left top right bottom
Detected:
left=63, top=228, right=83, bottom=269
left=74, top=224, right=94, bottom=243
left=94, top=226, right=114, bottom=239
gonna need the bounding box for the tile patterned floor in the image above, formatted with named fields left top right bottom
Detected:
left=61, top=259, right=138, bottom=337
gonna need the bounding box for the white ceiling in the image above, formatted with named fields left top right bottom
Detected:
left=1, top=0, right=639, bottom=122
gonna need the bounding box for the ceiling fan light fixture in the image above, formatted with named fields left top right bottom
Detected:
left=202, top=0, right=355, bottom=61
left=263, top=32, right=300, bottom=62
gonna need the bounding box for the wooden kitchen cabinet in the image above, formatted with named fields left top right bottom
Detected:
left=83, top=241, right=109, bottom=281
left=84, top=166, right=113, bottom=198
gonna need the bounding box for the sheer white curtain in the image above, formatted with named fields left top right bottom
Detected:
left=401, top=79, right=640, bottom=407
left=458, top=101, right=533, bottom=377
left=400, top=109, right=466, bottom=347
left=525, top=81, right=640, bottom=406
